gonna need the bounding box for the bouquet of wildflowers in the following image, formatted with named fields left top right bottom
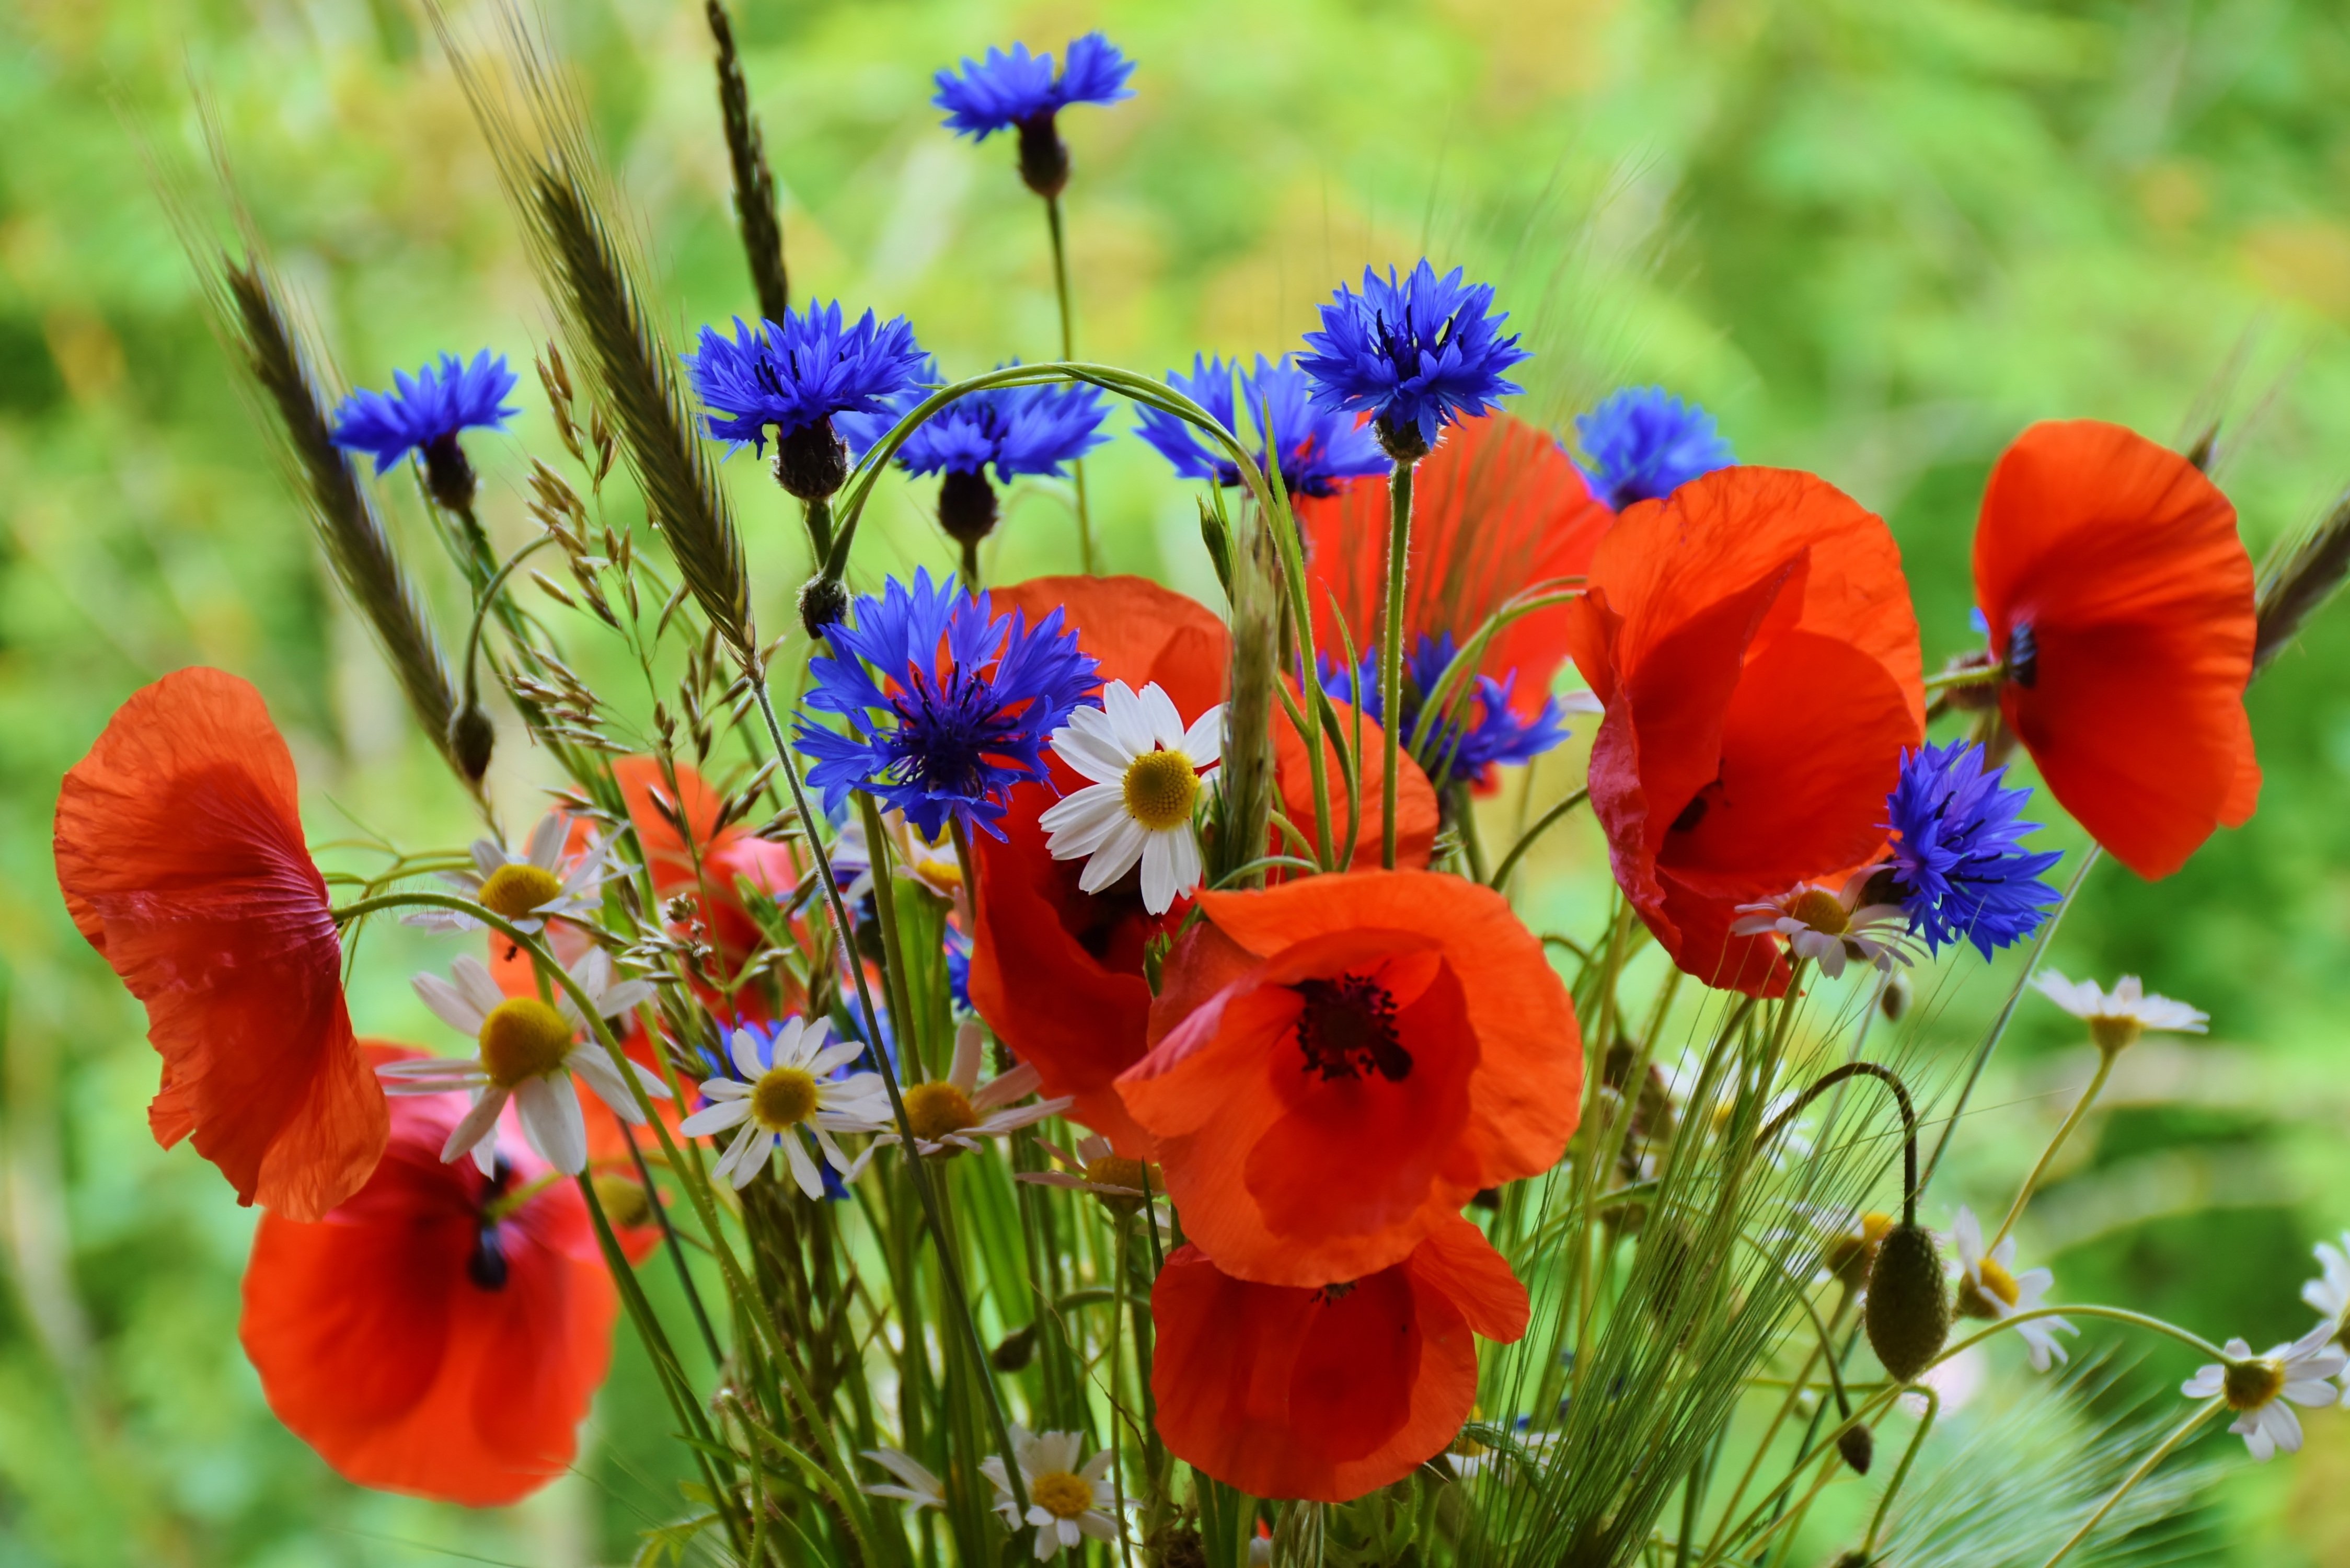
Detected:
left=58, top=9, right=2350, bottom=1566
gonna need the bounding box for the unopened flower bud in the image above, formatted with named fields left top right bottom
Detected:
left=450, top=704, right=498, bottom=783
left=937, top=467, right=1000, bottom=548
left=1016, top=111, right=1070, bottom=198
left=1836, top=1423, right=1874, bottom=1474
left=773, top=417, right=849, bottom=502
left=1864, top=1221, right=1952, bottom=1382
left=591, top=1174, right=654, bottom=1231
left=799, top=574, right=851, bottom=640
left=1880, top=970, right=1911, bottom=1022
left=989, top=1323, right=1037, bottom=1373
left=1374, top=416, right=1430, bottom=466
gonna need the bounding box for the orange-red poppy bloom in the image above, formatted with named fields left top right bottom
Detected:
left=1564, top=467, right=1923, bottom=997
left=1973, top=420, right=2259, bottom=878
left=1150, top=1215, right=1528, bottom=1502
left=1301, top=411, right=1610, bottom=717
left=1116, top=870, right=1579, bottom=1286
left=53, top=667, right=385, bottom=1221
left=241, top=1044, right=617, bottom=1506
left=966, top=576, right=1435, bottom=1153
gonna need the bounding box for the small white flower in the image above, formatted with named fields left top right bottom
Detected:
left=1731, top=871, right=1918, bottom=980
left=1039, top=681, right=1223, bottom=916
left=1660, top=1051, right=1812, bottom=1164
left=377, top=950, right=669, bottom=1176
left=2032, top=971, right=2207, bottom=1054
left=874, top=1022, right=1074, bottom=1158
left=1018, top=1133, right=1158, bottom=1209
left=405, top=812, right=618, bottom=935
left=2182, top=1323, right=2345, bottom=1460
left=1950, top=1205, right=2076, bottom=1372
left=980, top=1426, right=1128, bottom=1561
left=678, top=1019, right=892, bottom=1196
left=2302, top=1231, right=2350, bottom=1325
left=860, top=1447, right=946, bottom=1514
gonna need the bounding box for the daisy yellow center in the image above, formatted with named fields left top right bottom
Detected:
left=1787, top=889, right=1849, bottom=935
left=2223, top=1357, right=2284, bottom=1412
left=1085, top=1155, right=1150, bottom=1215
left=2089, top=1014, right=2144, bottom=1055
left=1122, top=748, right=1200, bottom=832
left=905, top=1080, right=977, bottom=1142
left=478, top=998, right=574, bottom=1087
left=1957, top=1255, right=2020, bottom=1319
left=751, top=1066, right=820, bottom=1131
left=1030, top=1470, right=1094, bottom=1520
left=479, top=862, right=565, bottom=919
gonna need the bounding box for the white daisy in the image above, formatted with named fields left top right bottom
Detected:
left=405, top=811, right=618, bottom=935
left=2032, top=971, right=2207, bottom=1055
left=980, top=1426, right=1129, bottom=1561
left=1950, top=1205, right=2076, bottom=1372
left=377, top=951, right=669, bottom=1176
left=2181, top=1322, right=2345, bottom=1460
left=1039, top=681, right=1223, bottom=915
left=859, top=1447, right=946, bottom=1515
left=873, top=1022, right=1074, bottom=1158
left=678, top=1018, right=892, bottom=1196
left=1017, top=1133, right=1160, bottom=1215
left=2301, top=1231, right=2350, bottom=1326
left=1730, top=870, right=1918, bottom=980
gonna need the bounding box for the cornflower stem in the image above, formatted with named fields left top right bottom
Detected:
left=1993, top=1044, right=2116, bottom=1248
left=1488, top=787, right=1589, bottom=890
left=1378, top=459, right=1415, bottom=868
left=1449, top=782, right=1491, bottom=882
left=1043, top=194, right=1095, bottom=572
left=742, top=677, right=1032, bottom=1520
left=1860, top=1385, right=1938, bottom=1560
left=804, top=494, right=834, bottom=563
left=2035, top=1399, right=2221, bottom=1568
left=617, top=1116, right=727, bottom=1367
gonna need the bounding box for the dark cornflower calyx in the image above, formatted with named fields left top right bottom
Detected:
left=1883, top=740, right=2063, bottom=961
left=1296, top=260, right=1530, bottom=463
left=1573, top=386, right=1735, bottom=511
left=1134, top=353, right=1387, bottom=499
left=1319, top=632, right=1572, bottom=791
left=1293, top=973, right=1412, bottom=1083
left=774, top=417, right=850, bottom=503
left=799, top=574, right=852, bottom=639
left=684, top=304, right=927, bottom=499
left=937, top=468, right=999, bottom=547
left=1863, top=1221, right=1951, bottom=1382
left=330, top=349, right=520, bottom=512
left=932, top=34, right=1136, bottom=198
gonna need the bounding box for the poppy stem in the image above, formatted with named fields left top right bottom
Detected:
left=1487, top=787, right=1589, bottom=890
left=1991, top=1046, right=2116, bottom=1250
left=2033, top=1399, right=2221, bottom=1568
left=1378, top=459, right=1415, bottom=869
left=1859, top=1384, right=1938, bottom=1560
left=1755, top=1062, right=1919, bottom=1225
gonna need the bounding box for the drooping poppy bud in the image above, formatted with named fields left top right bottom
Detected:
left=1863, top=1221, right=1951, bottom=1383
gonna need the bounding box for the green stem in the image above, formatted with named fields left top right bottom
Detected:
left=1488, top=788, right=1589, bottom=890
left=804, top=494, right=834, bottom=563
left=1861, top=1385, right=1938, bottom=1558
left=1043, top=195, right=1094, bottom=573
left=2034, top=1399, right=2221, bottom=1568
left=1379, top=459, right=1414, bottom=869
left=1994, top=1047, right=2116, bottom=1248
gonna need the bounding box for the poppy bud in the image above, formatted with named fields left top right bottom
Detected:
left=1880, top=970, right=1911, bottom=1022
left=591, top=1174, right=654, bottom=1231
left=937, top=467, right=999, bottom=548
left=1863, top=1221, right=1951, bottom=1383
left=450, top=703, right=498, bottom=783
left=1016, top=112, right=1070, bottom=198
left=773, top=416, right=849, bottom=502
left=1154, top=1525, right=1208, bottom=1568
left=989, top=1323, right=1037, bottom=1373
left=799, top=573, right=850, bottom=639
left=1836, top=1423, right=1874, bottom=1474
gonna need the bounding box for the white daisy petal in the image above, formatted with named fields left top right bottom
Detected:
left=526, top=812, right=566, bottom=869
left=1078, top=818, right=1149, bottom=893
left=515, top=1074, right=589, bottom=1175
left=680, top=1099, right=753, bottom=1137
left=781, top=1130, right=826, bottom=1199
left=1139, top=832, right=1179, bottom=916
left=973, top=1060, right=1042, bottom=1112
left=441, top=1087, right=510, bottom=1166
left=1182, top=704, right=1225, bottom=766
left=414, top=972, right=489, bottom=1034
left=1136, top=682, right=1187, bottom=749
left=731, top=1028, right=768, bottom=1080
left=452, top=955, right=506, bottom=1018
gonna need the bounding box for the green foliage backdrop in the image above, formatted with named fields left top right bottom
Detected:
left=4, top=1, right=2349, bottom=1562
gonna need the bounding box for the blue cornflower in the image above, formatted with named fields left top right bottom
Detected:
left=1884, top=740, right=2064, bottom=960
left=796, top=570, right=1099, bottom=841
left=684, top=304, right=927, bottom=499
left=934, top=33, right=1134, bottom=196
left=1573, top=387, right=1735, bottom=511
left=1296, top=260, right=1530, bottom=461
left=1320, top=632, right=1571, bottom=790
left=330, top=349, right=519, bottom=510
left=945, top=927, right=973, bottom=1014
left=1133, top=354, right=1389, bottom=500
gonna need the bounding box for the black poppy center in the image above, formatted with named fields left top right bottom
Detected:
left=1294, top=973, right=1412, bottom=1083
left=469, top=1157, right=516, bottom=1292
left=2005, top=620, right=2040, bottom=689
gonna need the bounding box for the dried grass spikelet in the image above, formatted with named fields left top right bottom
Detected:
left=433, top=2, right=755, bottom=659
left=2254, top=489, right=2350, bottom=674
left=706, top=0, right=789, bottom=324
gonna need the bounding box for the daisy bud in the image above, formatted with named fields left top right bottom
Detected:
left=1864, top=1221, right=1952, bottom=1383
left=799, top=573, right=851, bottom=639
left=1836, top=1424, right=1874, bottom=1475
left=450, top=702, right=498, bottom=783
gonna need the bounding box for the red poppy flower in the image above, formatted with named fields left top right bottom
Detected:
left=1563, top=467, right=1923, bottom=997
left=966, top=577, right=1435, bottom=1152
left=1150, top=1214, right=1528, bottom=1502
left=1301, top=411, right=1611, bottom=717
left=53, top=667, right=385, bottom=1221
left=1116, top=870, right=1579, bottom=1286
left=1973, top=420, right=2259, bottom=878
left=241, top=1043, right=617, bottom=1506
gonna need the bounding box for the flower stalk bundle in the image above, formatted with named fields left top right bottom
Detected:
left=61, top=11, right=2350, bottom=1568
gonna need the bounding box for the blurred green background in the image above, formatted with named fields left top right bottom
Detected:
left=6, top=0, right=2350, bottom=1562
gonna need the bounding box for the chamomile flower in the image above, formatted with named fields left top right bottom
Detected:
left=2301, top=1231, right=2350, bottom=1330
left=981, top=1426, right=1128, bottom=1561
left=377, top=951, right=668, bottom=1176
left=1730, top=870, right=1919, bottom=980
left=1660, top=1050, right=1812, bottom=1163
left=859, top=1447, right=946, bottom=1515
left=877, top=1022, right=1073, bottom=1157
left=404, top=812, right=617, bottom=935
left=2182, top=1323, right=2345, bottom=1460
left=1950, top=1205, right=2076, bottom=1372
left=679, top=1018, right=892, bottom=1196
left=1038, top=680, right=1223, bottom=915
left=2032, top=971, right=2208, bottom=1056
left=1018, top=1133, right=1159, bottom=1216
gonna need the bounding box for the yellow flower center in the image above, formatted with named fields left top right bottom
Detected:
left=1029, top=1470, right=1095, bottom=1520
left=479, top=862, right=566, bottom=919
left=1787, top=888, right=1849, bottom=935
left=478, top=998, right=574, bottom=1087
left=1826, top=1210, right=1896, bottom=1286
left=1085, top=1155, right=1151, bottom=1215
left=2089, top=1014, right=2143, bottom=1055
left=1956, top=1255, right=2021, bottom=1319
left=751, top=1066, right=820, bottom=1131
left=1122, top=748, right=1200, bottom=832
left=2223, top=1357, right=2285, bottom=1412
left=905, top=1080, right=978, bottom=1143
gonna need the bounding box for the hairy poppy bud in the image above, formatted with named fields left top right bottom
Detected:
left=1880, top=970, right=1911, bottom=1022
left=799, top=573, right=850, bottom=639
left=450, top=703, right=497, bottom=783
left=1836, top=1423, right=1874, bottom=1474
left=1864, top=1221, right=1951, bottom=1382
left=1154, top=1525, right=1207, bottom=1568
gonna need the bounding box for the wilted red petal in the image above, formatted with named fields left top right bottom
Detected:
left=1974, top=420, right=2258, bottom=878
left=53, top=667, right=385, bottom=1220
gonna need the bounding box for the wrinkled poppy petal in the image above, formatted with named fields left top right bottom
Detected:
left=1974, top=420, right=2257, bottom=878
left=1273, top=690, right=1439, bottom=872
left=53, top=667, right=385, bottom=1220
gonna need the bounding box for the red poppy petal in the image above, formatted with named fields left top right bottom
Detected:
left=1273, top=692, right=1438, bottom=872
left=53, top=667, right=384, bottom=1219
left=993, top=574, right=1232, bottom=719
left=1410, top=1214, right=1530, bottom=1343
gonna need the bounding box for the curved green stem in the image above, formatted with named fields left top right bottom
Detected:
left=1861, top=1385, right=1937, bottom=1558
left=1488, top=788, right=1589, bottom=890
left=458, top=535, right=557, bottom=710
left=1994, top=1047, right=2115, bottom=1248
left=2035, top=1399, right=2220, bottom=1568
